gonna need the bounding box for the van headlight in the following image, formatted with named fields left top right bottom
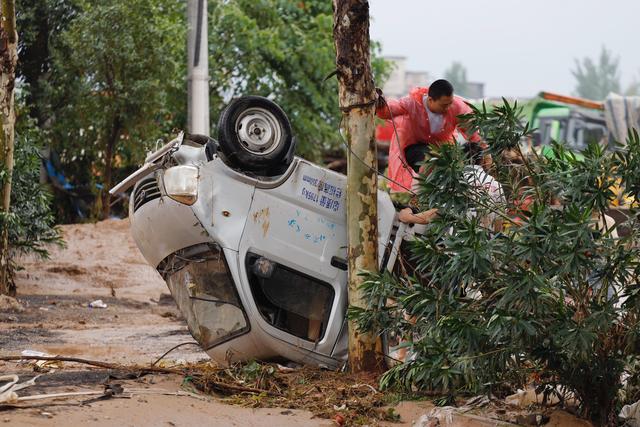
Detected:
left=162, top=165, right=199, bottom=205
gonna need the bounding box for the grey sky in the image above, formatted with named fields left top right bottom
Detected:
left=369, top=0, right=640, bottom=98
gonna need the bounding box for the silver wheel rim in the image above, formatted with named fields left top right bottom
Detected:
left=235, top=107, right=283, bottom=156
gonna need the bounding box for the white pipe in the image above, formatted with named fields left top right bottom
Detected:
left=187, top=0, right=210, bottom=136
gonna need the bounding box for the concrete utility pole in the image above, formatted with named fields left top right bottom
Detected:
left=0, top=0, right=17, bottom=296
left=187, top=0, right=210, bottom=136
left=333, top=0, right=384, bottom=373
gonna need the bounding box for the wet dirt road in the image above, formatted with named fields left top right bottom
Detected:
left=0, top=219, right=336, bottom=426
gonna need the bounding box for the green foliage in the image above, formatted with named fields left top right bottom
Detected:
left=16, top=0, right=78, bottom=123
left=461, top=100, right=530, bottom=153
left=572, top=46, right=621, bottom=101
left=43, top=0, right=186, bottom=214
left=352, top=101, right=640, bottom=425
left=444, top=61, right=469, bottom=98
left=8, top=120, right=63, bottom=259
left=17, top=0, right=390, bottom=219
left=0, top=104, right=63, bottom=287
left=209, top=0, right=390, bottom=160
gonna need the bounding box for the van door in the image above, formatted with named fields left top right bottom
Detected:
left=237, top=161, right=349, bottom=358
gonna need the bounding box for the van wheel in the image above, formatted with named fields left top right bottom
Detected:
left=217, top=96, right=293, bottom=174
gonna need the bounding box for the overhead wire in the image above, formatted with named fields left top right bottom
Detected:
left=380, top=93, right=420, bottom=180
left=320, top=65, right=425, bottom=196
left=336, top=91, right=418, bottom=196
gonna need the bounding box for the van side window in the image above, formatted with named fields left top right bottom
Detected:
left=245, top=253, right=334, bottom=342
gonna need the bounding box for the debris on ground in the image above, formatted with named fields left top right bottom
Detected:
left=188, top=361, right=397, bottom=424
left=412, top=415, right=440, bottom=427
left=0, top=295, right=24, bottom=312
left=87, top=299, right=107, bottom=309
left=504, top=386, right=576, bottom=408
left=151, top=293, right=175, bottom=306
left=620, top=400, right=640, bottom=427
left=416, top=403, right=590, bottom=427
left=19, top=351, right=62, bottom=372
left=1, top=219, right=599, bottom=426
left=0, top=351, right=599, bottom=426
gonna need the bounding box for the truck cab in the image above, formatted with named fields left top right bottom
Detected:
left=527, top=92, right=609, bottom=155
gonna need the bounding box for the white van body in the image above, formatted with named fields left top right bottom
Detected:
left=112, top=98, right=409, bottom=369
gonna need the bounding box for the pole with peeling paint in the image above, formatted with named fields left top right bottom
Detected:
left=333, top=0, right=384, bottom=373
left=187, top=0, right=210, bottom=136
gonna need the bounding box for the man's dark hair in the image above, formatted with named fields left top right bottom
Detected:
left=428, top=79, right=454, bottom=100
left=405, top=143, right=430, bottom=173
left=463, top=142, right=483, bottom=165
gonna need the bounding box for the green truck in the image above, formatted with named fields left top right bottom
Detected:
left=523, top=92, right=639, bottom=210
left=523, top=92, right=609, bottom=155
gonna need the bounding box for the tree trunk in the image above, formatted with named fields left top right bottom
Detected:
left=0, top=0, right=17, bottom=296
left=101, top=117, right=121, bottom=219
left=333, top=0, right=383, bottom=373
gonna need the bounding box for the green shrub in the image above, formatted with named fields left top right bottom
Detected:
left=351, top=101, right=640, bottom=426
left=1, top=112, right=63, bottom=289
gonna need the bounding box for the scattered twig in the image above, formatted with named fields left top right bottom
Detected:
left=16, top=391, right=106, bottom=402
left=1, top=354, right=275, bottom=396
left=151, top=341, right=201, bottom=366
left=5, top=389, right=209, bottom=405
left=200, top=380, right=280, bottom=397
left=350, top=383, right=378, bottom=394
left=0, top=375, right=18, bottom=394
left=0, top=355, right=184, bottom=375
left=299, top=386, right=316, bottom=397
left=114, top=389, right=208, bottom=401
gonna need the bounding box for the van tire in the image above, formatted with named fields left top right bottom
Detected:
left=217, top=96, right=294, bottom=174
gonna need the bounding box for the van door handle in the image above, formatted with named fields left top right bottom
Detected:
left=330, top=256, right=348, bottom=271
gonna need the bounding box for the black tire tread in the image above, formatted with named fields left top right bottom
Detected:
left=217, top=96, right=293, bottom=173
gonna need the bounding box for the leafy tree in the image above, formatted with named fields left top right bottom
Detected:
left=19, top=0, right=389, bottom=221
left=352, top=101, right=640, bottom=425
left=0, top=0, right=19, bottom=295
left=572, top=47, right=621, bottom=100
left=44, top=0, right=186, bottom=219
left=444, top=61, right=469, bottom=98
left=208, top=0, right=390, bottom=160
left=16, top=0, right=77, bottom=124
left=0, top=98, right=63, bottom=294
left=10, top=118, right=63, bottom=249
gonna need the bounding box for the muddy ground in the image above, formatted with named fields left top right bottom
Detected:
left=0, top=219, right=592, bottom=426
left=0, top=219, right=421, bottom=426
left=2, top=219, right=203, bottom=364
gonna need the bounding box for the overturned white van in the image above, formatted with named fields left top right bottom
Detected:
left=111, top=96, right=413, bottom=369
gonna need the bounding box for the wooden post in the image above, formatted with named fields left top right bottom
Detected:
left=0, top=0, right=17, bottom=295
left=333, top=0, right=383, bottom=373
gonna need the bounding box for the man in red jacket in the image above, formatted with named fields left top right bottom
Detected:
left=376, top=79, right=484, bottom=192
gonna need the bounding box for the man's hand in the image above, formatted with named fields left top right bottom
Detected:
left=479, top=141, right=493, bottom=170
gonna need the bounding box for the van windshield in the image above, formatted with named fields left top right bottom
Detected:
left=158, top=244, right=249, bottom=349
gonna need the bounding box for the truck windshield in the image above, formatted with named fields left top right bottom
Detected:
left=158, top=243, right=249, bottom=349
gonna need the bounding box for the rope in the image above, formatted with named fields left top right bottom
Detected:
left=337, top=87, right=418, bottom=195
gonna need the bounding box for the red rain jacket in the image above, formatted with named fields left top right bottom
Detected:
left=376, top=86, right=481, bottom=192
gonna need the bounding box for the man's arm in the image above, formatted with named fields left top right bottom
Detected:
left=452, top=98, right=482, bottom=143
left=376, top=95, right=410, bottom=120
left=398, top=207, right=439, bottom=224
